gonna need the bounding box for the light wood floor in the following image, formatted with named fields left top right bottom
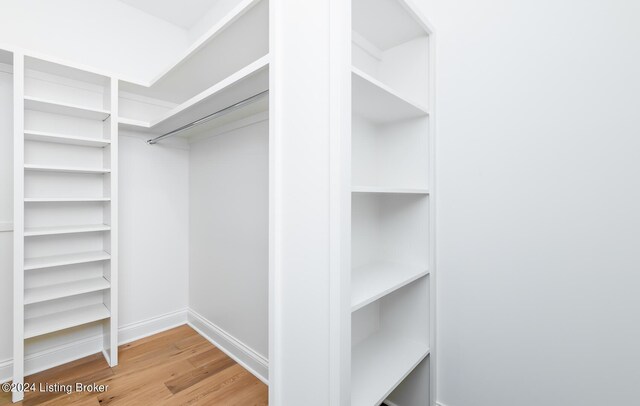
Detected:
left=0, top=325, right=268, bottom=406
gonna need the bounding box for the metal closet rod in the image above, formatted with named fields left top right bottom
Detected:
left=146, top=89, right=269, bottom=145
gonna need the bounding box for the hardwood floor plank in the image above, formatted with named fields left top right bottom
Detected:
left=164, top=355, right=237, bottom=394
left=173, top=333, right=208, bottom=350
left=187, top=347, right=227, bottom=369
left=161, top=364, right=252, bottom=405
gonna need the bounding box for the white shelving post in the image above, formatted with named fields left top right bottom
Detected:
left=103, top=77, right=118, bottom=366
left=12, top=51, right=25, bottom=404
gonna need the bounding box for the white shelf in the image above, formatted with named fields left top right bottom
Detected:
left=24, top=96, right=110, bottom=120
left=119, top=56, right=269, bottom=136
left=24, top=224, right=111, bottom=237
left=24, top=304, right=110, bottom=339
left=352, top=186, right=429, bottom=195
left=24, top=164, right=111, bottom=174
left=24, top=197, right=111, bottom=203
left=24, top=251, right=111, bottom=271
left=351, top=262, right=429, bottom=312
left=24, top=277, right=110, bottom=305
left=352, top=67, right=428, bottom=123
left=351, top=332, right=430, bottom=406
left=118, top=116, right=149, bottom=128
left=24, top=130, right=111, bottom=147
left=142, top=0, right=264, bottom=89
left=352, top=0, right=430, bottom=51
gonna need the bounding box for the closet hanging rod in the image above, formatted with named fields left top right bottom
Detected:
left=146, top=90, right=269, bottom=145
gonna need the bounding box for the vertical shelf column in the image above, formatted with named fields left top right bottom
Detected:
left=103, top=78, right=118, bottom=366
left=269, top=0, right=350, bottom=403
left=428, top=25, right=437, bottom=406
left=12, top=52, right=25, bottom=404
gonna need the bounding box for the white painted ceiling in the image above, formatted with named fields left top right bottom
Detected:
left=118, top=0, right=216, bottom=29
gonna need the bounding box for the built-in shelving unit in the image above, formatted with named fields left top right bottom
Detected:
left=349, top=0, right=435, bottom=404
left=118, top=0, right=269, bottom=139
left=13, top=53, right=118, bottom=403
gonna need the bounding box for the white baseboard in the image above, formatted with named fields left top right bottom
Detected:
left=187, top=309, right=269, bottom=385
left=119, top=308, right=188, bottom=345
left=385, top=400, right=445, bottom=406
left=0, top=308, right=188, bottom=383
left=0, top=221, right=13, bottom=232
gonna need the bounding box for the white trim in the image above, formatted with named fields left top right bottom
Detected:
left=383, top=400, right=400, bottom=406
left=2, top=335, right=103, bottom=384
left=12, top=51, right=25, bottom=403
left=0, top=222, right=12, bottom=232
left=187, top=309, right=269, bottom=385
left=119, top=308, right=188, bottom=345
left=101, top=349, right=111, bottom=366
left=329, top=0, right=352, bottom=403
left=0, top=360, right=9, bottom=382
left=399, top=0, right=436, bottom=35
left=0, top=308, right=188, bottom=383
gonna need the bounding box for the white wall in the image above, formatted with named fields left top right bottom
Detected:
left=414, top=0, right=640, bottom=405
left=189, top=120, right=269, bottom=359
left=118, top=134, right=190, bottom=327
left=0, top=0, right=189, bottom=82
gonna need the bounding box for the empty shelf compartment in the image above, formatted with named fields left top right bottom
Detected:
left=351, top=331, right=429, bottom=406
left=24, top=251, right=111, bottom=270
left=24, top=96, right=110, bottom=121
left=24, top=303, right=110, bottom=339
left=351, top=262, right=428, bottom=311
left=24, top=277, right=110, bottom=305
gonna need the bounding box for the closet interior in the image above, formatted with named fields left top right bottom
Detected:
left=5, top=0, right=435, bottom=404
left=10, top=0, right=270, bottom=402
